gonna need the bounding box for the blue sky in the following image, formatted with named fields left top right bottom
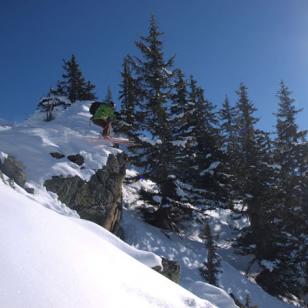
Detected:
left=1, top=0, right=308, bottom=131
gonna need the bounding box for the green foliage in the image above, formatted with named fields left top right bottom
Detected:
left=199, top=222, right=221, bottom=286
left=49, top=54, right=96, bottom=102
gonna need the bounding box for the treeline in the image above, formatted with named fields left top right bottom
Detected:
left=115, top=17, right=307, bottom=302
left=44, top=16, right=307, bottom=302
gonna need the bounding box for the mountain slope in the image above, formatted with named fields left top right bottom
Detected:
left=0, top=179, right=215, bottom=308
left=0, top=101, right=294, bottom=307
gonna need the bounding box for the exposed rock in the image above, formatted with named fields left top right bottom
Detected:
left=0, top=155, right=26, bottom=188
left=153, top=257, right=180, bottom=284
left=25, top=185, right=35, bottom=194
left=50, top=152, right=65, bottom=159
left=44, top=153, right=127, bottom=233
left=67, top=154, right=84, bottom=166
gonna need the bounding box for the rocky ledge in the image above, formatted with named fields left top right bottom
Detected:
left=45, top=152, right=127, bottom=234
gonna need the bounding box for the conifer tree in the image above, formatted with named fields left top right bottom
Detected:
left=234, top=83, right=259, bottom=207
left=117, top=57, right=138, bottom=136
left=185, top=78, right=224, bottom=205
left=199, top=222, right=221, bottom=286
left=104, top=86, right=113, bottom=104
left=169, top=69, right=191, bottom=178
left=233, top=84, right=278, bottom=263
left=219, top=97, right=239, bottom=207
left=256, top=82, right=308, bottom=299
left=127, top=16, right=178, bottom=227
left=274, top=81, right=307, bottom=239
left=49, top=55, right=96, bottom=102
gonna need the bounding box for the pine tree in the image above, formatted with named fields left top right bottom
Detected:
left=169, top=69, right=191, bottom=178
left=199, top=222, right=221, bottom=286
left=37, top=96, right=71, bottom=121
left=128, top=16, right=178, bottom=228
left=49, top=55, right=96, bottom=102
left=117, top=57, right=138, bottom=136
left=104, top=86, right=113, bottom=103
left=233, top=84, right=279, bottom=264
left=185, top=78, right=224, bottom=206
left=234, top=83, right=260, bottom=209
left=256, top=82, right=308, bottom=299
left=219, top=96, right=239, bottom=207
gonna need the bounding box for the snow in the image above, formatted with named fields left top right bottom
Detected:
left=0, top=180, right=214, bottom=308
left=0, top=102, right=118, bottom=186
left=200, top=162, right=220, bottom=176
left=172, top=139, right=188, bottom=147
left=139, top=136, right=163, bottom=145
left=260, top=260, right=278, bottom=272
left=0, top=125, right=11, bottom=132
left=0, top=151, right=8, bottom=163
left=0, top=101, right=296, bottom=308
left=122, top=175, right=295, bottom=308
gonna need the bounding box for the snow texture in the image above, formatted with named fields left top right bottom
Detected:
left=0, top=180, right=214, bottom=308
left=0, top=102, right=119, bottom=186
left=0, top=101, right=295, bottom=308
left=122, top=175, right=295, bottom=308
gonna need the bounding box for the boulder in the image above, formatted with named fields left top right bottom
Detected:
left=50, top=152, right=65, bottom=159
left=0, top=155, right=26, bottom=188
left=44, top=153, right=127, bottom=233
left=67, top=154, right=84, bottom=166
left=153, top=257, right=180, bottom=284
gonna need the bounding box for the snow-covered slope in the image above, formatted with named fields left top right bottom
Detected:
left=0, top=102, right=119, bottom=216
left=0, top=180, right=215, bottom=308
left=0, top=101, right=292, bottom=307
left=0, top=102, right=225, bottom=307
left=0, top=102, right=117, bottom=186
left=122, top=176, right=295, bottom=308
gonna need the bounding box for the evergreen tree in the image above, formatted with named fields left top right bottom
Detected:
left=256, top=82, right=308, bottom=299
left=128, top=16, right=178, bottom=227
left=49, top=55, right=96, bottom=102
left=233, top=84, right=279, bottom=265
left=104, top=86, right=113, bottom=104
left=185, top=78, right=224, bottom=205
left=117, top=57, right=138, bottom=136
left=199, top=222, right=221, bottom=286
left=234, top=83, right=259, bottom=209
left=37, top=96, right=71, bottom=121
left=219, top=96, right=239, bottom=207
left=168, top=69, right=191, bottom=178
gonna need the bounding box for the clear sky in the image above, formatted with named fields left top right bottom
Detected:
left=1, top=0, right=307, bottom=131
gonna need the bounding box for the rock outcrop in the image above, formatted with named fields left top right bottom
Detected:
left=153, top=257, right=180, bottom=284
left=0, top=154, right=26, bottom=188
left=67, top=154, right=84, bottom=166
left=44, top=153, right=127, bottom=234
left=0, top=154, right=34, bottom=193
left=50, top=152, right=65, bottom=159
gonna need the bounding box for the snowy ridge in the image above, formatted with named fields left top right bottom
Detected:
left=0, top=102, right=118, bottom=186
left=0, top=180, right=214, bottom=308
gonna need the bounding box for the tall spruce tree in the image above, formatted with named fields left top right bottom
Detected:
left=234, top=83, right=259, bottom=207
left=185, top=78, right=224, bottom=206
left=256, top=82, right=308, bottom=299
left=49, top=55, right=96, bottom=102
left=219, top=96, right=239, bottom=207
left=104, top=86, right=113, bottom=103
left=169, top=69, right=191, bottom=179
left=233, top=84, right=278, bottom=263
left=199, top=222, right=221, bottom=286
left=117, top=57, right=138, bottom=136
left=128, top=16, right=178, bottom=227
